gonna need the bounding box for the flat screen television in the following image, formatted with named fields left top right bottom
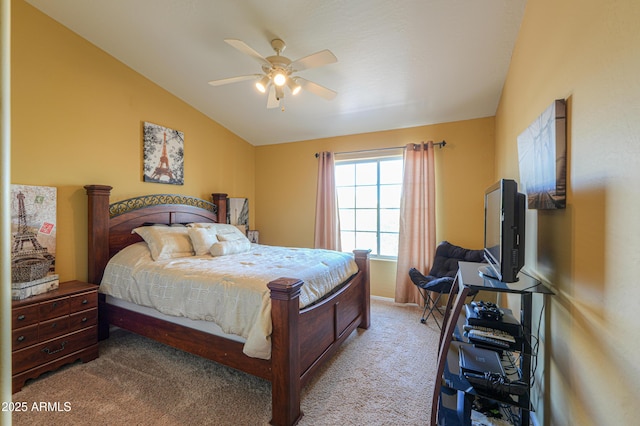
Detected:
left=480, top=179, right=526, bottom=283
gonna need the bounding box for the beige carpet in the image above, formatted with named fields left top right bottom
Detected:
left=11, top=298, right=443, bottom=426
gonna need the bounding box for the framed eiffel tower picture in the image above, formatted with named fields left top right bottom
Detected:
left=10, top=184, right=57, bottom=284
left=143, top=121, right=184, bottom=185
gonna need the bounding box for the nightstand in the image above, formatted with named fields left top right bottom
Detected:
left=12, top=280, right=99, bottom=393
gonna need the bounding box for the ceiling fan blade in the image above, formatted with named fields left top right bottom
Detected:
left=224, top=39, right=272, bottom=68
left=290, top=49, right=337, bottom=71
left=297, top=78, right=337, bottom=100
left=208, top=74, right=262, bottom=86
left=267, top=85, right=279, bottom=109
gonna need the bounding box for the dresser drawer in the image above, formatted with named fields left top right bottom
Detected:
left=39, top=316, right=71, bottom=342
left=69, top=308, right=98, bottom=330
left=12, top=326, right=97, bottom=374
left=12, top=324, right=39, bottom=351
left=69, top=291, right=97, bottom=311
left=39, top=297, right=69, bottom=321
left=12, top=305, right=39, bottom=329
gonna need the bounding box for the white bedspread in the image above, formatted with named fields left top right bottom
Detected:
left=99, top=242, right=358, bottom=359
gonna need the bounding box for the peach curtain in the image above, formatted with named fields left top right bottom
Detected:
left=395, top=142, right=436, bottom=304
left=314, top=151, right=342, bottom=251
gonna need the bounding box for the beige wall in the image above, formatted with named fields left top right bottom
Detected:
left=11, top=1, right=255, bottom=283
left=255, top=118, right=495, bottom=297
left=495, top=0, right=640, bottom=424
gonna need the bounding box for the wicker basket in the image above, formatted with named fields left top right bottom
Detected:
left=11, top=258, right=53, bottom=283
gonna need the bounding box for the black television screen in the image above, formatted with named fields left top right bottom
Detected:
left=481, top=179, right=526, bottom=283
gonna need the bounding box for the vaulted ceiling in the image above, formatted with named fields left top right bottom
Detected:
left=26, top=0, right=526, bottom=146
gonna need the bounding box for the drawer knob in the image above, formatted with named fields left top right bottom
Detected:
left=82, top=299, right=89, bottom=304
left=17, top=314, right=25, bottom=321
left=42, top=341, right=67, bottom=355
left=81, top=317, right=88, bottom=322
left=17, top=335, right=25, bottom=342
left=51, top=322, right=57, bottom=328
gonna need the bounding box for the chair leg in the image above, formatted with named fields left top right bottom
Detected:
left=419, top=289, right=446, bottom=330
left=418, top=288, right=430, bottom=324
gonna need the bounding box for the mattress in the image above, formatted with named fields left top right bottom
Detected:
left=99, top=242, right=358, bottom=359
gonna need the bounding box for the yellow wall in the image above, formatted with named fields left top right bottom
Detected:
left=12, top=0, right=495, bottom=302
left=255, top=118, right=495, bottom=297
left=495, top=0, right=640, bottom=424
left=11, top=1, right=255, bottom=283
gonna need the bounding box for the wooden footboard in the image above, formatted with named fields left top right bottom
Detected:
left=269, top=250, right=369, bottom=425
left=85, top=185, right=370, bottom=426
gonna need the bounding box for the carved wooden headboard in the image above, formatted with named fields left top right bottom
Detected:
left=84, top=185, right=227, bottom=284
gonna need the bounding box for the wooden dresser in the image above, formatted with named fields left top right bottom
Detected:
left=12, top=280, right=99, bottom=393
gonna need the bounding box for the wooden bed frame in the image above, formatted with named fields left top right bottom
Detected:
left=85, top=185, right=370, bottom=426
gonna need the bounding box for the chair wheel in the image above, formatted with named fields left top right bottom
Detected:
left=420, top=318, right=426, bottom=324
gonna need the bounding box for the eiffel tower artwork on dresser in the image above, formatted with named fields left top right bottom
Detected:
left=10, top=185, right=56, bottom=283
left=143, top=122, right=184, bottom=185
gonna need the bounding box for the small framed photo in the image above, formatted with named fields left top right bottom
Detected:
left=248, top=230, right=259, bottom=244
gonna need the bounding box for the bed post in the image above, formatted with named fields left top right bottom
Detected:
left=353, top=249, right=371, bottom=329
left=85, top=185, right=112, bottom=341
left=211, top=193, right=228, bottom=224
left=84, top=185, right=112, bottom=285
left=267, top=278, right=304, bottom=426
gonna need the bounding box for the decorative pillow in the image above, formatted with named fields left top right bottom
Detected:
left=187, top=227, right=219, bottom=256
left=209, top=239, right=252, bottom=257
left=188, top=223, right=249, bottom=242
left=217, top=231, right=246, bottom=242
left=132, top=226, right=194, bottom=261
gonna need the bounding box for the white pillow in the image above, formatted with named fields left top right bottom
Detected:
left=217, top=232, right=245, bottom=242
left=188, top=223, right=249, bottom=242
left=132, top=226, right=194, bottom=261
left=187, top=227, right=219, bottom=256
left=209, top=239, right=252, bottom=257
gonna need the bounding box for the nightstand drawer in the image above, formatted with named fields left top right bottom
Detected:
left=69, top=291, right=97, bottom=311
left=70, top=308, right=98, bottom=330
left=12, top=326, right=97, bottom=374
left=12, top=324, right=38, bottom=351
left=12, top=305, right=39, bottom=329
left=39, top=316, right=71, bottom=342
left=39, top=298, right=69, bottom=321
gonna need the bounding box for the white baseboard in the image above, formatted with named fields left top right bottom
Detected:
left=370, top=295, right=394, bottom=302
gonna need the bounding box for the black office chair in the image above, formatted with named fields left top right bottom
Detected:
left=409, top=241, right=485, bottom=328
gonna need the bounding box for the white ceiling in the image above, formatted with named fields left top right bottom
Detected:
left=26, top=0, right=526, bottom=146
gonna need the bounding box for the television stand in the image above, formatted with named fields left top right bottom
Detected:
left=431, top=261, right=554, bottom=426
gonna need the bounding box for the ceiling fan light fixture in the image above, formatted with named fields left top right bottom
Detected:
left=210, top=38, right=338, bottom=108
left=255, top=76, right=269, bottom=93
left=273, top=71, right=287, bottom=87
left=288, top=78, right=301, bottom=95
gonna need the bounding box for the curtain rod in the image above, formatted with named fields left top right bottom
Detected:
left=314, top=140, right=446, bottom=158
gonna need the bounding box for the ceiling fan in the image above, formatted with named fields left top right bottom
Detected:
left=208, top=38, right=337, bottom=109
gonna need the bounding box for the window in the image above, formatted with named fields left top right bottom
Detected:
left=335, top=154, right=403, bottom=258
